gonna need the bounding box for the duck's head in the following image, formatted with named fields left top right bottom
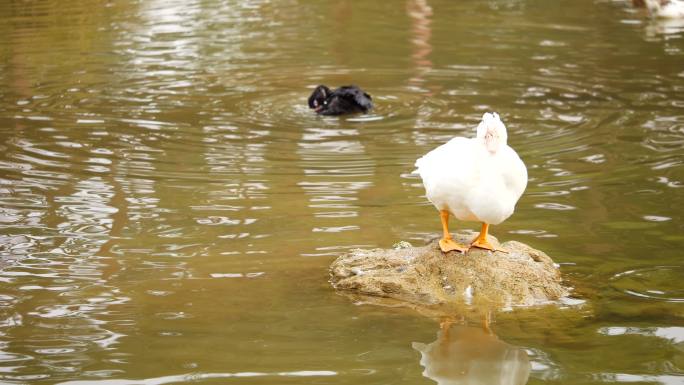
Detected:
left=308, top=85, right=332, bottom=112
left=476, top=112, right=508, bottom=154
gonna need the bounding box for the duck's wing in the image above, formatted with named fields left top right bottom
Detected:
left=499, top=146, right=528, bottom=201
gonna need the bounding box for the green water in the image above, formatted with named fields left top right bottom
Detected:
left=0, top=0, right=683, bottom=383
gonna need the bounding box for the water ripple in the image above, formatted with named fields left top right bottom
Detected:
left=1, top=0, right=684, bottom=383
left=610, top=266, right=684, bottom=303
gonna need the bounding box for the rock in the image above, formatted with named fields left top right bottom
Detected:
left=329, top=233, right=569, bottom=308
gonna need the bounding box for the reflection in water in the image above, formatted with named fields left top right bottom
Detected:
left=1, top=0, right=684, bottom=383
left=407, top=0, right=433, bottom=88
left=413, top=321, right=530, bottom=385
left=599, top=326, right=684, bottom=343
left=645, top=16, right=684, bottom=37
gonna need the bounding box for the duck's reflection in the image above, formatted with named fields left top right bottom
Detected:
left=645, top=17, right=684, bottom=36
left=413, top=320, right=530, bottom=385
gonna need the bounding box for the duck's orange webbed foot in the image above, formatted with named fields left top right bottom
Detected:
left=439, top=237, right=468, bottom=253
left=438, top=210, right=468, bottom=254
left=470, top=223, right=508, bottom=253
left=469, top=237, right=507, bottom=253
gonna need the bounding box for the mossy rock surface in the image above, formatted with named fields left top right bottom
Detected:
left=330, top=233, right=569, bottom=308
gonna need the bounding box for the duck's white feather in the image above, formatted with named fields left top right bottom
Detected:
left=414, top=113, right=527, bottom=225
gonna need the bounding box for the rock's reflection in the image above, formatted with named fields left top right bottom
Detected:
left=413, top=321, right=530, bottom=385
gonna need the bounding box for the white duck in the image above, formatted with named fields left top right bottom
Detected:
left=643, top=0, right=684, bottom=18
left=414, top=113, right=527, bottom=253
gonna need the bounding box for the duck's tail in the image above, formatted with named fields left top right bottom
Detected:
left=412, top=156, right=426, bottom=175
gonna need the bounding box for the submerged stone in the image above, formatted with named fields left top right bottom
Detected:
left=329, top=233, right=569, bottom=308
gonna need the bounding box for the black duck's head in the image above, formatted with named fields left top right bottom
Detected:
left=308, top=85, right=331, bottom=112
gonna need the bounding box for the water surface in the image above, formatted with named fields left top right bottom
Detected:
left=1, top=0, right=683, bottom=383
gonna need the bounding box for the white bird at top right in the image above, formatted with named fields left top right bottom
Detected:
left=643, top=0, right=684, bottom=18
